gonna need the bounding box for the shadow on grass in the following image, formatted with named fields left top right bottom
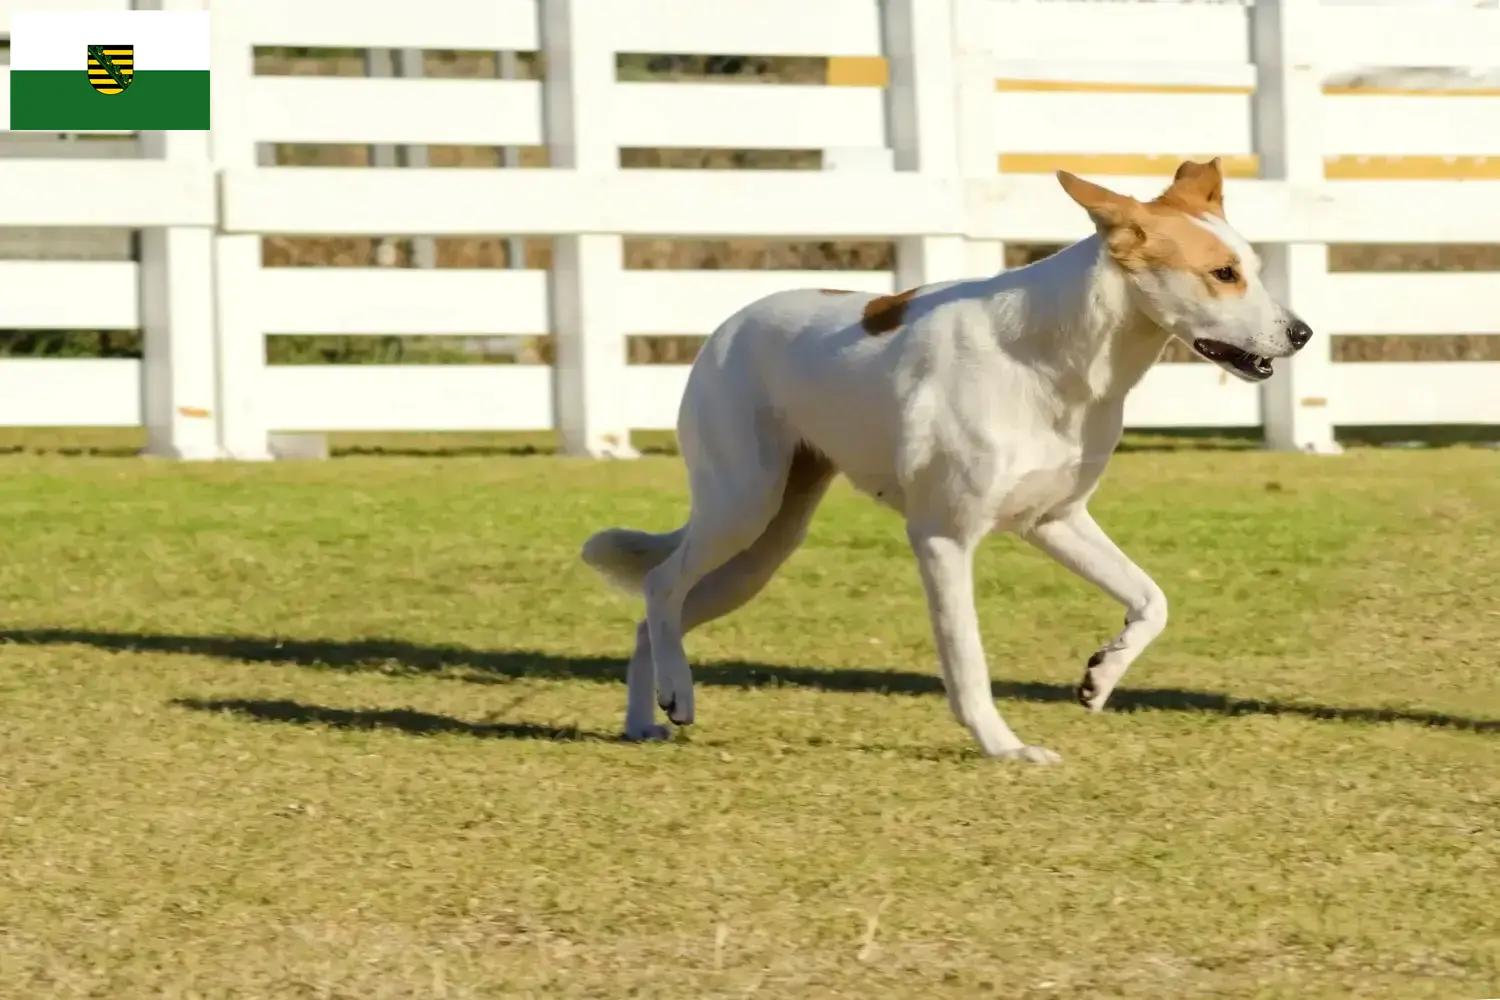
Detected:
left=6, top=627, right=1497, bottom=734
left=171, top=697, right=616, bottom=741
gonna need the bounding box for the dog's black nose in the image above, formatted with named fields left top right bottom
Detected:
left=1287, top=320, right=1313, bottom=350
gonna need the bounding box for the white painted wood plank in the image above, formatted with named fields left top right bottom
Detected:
left=1327, top=274, right=1500, bottom=336
left=966, top=176, right=1500, bottom=245
left=0, top=262, right=139, bottom=330
left=262, top=366, right=553, bottom=432
left=625, top=365, right=692, bottom=430
left=243, top=0, right=539, bottom=51
left=1333, top=363, right=1500, bottom=425
left=614, top=83, right=887, bottom=150
left=0, top=160, right=213, bottom=227
left=1316, top=7, right=1500, bottom=71
left=622, top=361, right=1262, bottom=432
left=621, top=270, right=895, bottom=334
left=1123, top=364, right=1262, bottom=429
left=247, top=78, right=544, bottom=147
left=993, top=59, right=1256, bottom=90
left=991, top=91, right=1254, bottom=155
left=980, top=2, right=1251, bottom=66
left=256, top=268, right=550, bottom=336
left=0, top=359, right=142, bottom=427
left=254, top=268, right=898, bottom=338
left=602, top=0, right=883, bottom=57
left=223, top=169, right=1500, bottom=244
left=219, top=169, right=964, bottom=238
left=1323, top=95, right=1500, bottom=158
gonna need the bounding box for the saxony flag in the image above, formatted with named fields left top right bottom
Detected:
left=8, top=10, right=209, bottom=130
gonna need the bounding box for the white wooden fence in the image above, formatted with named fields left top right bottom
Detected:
left=2, top=0, right=1499, bottom=459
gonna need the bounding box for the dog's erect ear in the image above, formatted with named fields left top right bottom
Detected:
left=1164, top=157, right=1224, bottom=216
left=1057, top=170, right=1144, bottom=240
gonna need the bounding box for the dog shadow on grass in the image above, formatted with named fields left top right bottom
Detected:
left=4, top=627, right=1497, bottom=737
left=169, top=697, right=619, bottom=742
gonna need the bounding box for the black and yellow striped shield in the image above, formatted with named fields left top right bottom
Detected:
left=86, top=44, right=134, bottom=95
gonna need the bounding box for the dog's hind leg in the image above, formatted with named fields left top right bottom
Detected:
left=1024, top=505, right=1168, bottom=712
left=906, top=522, right=1062, bottom=764
left=680, top=445, right=835, bottom=631
left=642, top=432, right=801, bottom=727
left=623, top=621, right=672, bottom=740
left=623, top=445, right=835, bottom=739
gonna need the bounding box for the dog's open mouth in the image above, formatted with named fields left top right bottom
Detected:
left=1193, top=339, right=1274, bottom=382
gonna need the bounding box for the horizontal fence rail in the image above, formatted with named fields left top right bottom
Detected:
left=1, top=0, right=1499, bottom=459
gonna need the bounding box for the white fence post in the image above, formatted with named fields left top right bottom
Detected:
left=1251, top=0, right=1341, bottom=454
left=880, top=0, right=969, bottom=287
left=541, top=0, right=637, bottom=458
left=134, top=0, right=219, bottom=460
left=209, top=0, right=273, bottom=459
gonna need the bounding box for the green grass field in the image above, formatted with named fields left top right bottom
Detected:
left=1, top=441, right=1497, bottom=999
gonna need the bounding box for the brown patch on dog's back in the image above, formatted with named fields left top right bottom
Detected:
left=861, top=287, right=919, bottom=335
left=817, top=288, right=853, bottom=295
left=789, top=440, right=837, bottom=485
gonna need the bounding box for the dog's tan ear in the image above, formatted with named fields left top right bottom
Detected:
left=1165, top=157, right=1224, bottom=215
left=1057, top=170, right=1143, bottom=235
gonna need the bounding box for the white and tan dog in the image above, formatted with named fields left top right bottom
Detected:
left=581, top=158, right=1312, bottom=762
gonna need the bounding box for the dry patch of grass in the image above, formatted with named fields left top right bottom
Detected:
left=1, top=446, right=1497, bottom=998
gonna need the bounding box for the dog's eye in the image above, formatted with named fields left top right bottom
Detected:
left=1211, top=266, right=1238, bottom=283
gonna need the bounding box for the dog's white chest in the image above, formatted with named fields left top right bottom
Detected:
left=989, top=452, right=1107, bottom=532
left=993, top=466, right=1078, bottom=529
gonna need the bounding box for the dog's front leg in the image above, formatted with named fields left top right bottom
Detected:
left=907, top=525, right=1062, bottom=764
left=1024, top=506, right=1168, bottom=711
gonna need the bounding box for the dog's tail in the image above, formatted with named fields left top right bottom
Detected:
left=579, top=525, right=685, bottom=594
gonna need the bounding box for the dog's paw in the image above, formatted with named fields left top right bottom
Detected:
left=657, top=688, right=695, bottom=727
left=1077, top=652, right=1122, bottom=712
left=1076, top=672, right=1104, bottom=712
left=622, top=722, right=675, bottom=742
left=989, top=745, right=1063, bottom=765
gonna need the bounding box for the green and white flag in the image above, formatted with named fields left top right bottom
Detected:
left=8, top=10, right=210, bottom=130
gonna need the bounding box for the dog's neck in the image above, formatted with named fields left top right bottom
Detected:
left=983, top=233, right=1172, bottom=403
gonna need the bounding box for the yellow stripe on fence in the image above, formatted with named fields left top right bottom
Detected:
left=1322, top=85, right=1500, bottom=98
left=1323, top=156, right=1500, bottom=180
left=827, top=57, right=1500, bottom=98
left=998, top=154, right=1257, bottom=177
left=822, top=58, right=1500, bottom=180
left=994, top=79, right=1251, bottom=95
left=825, top=56, right=887, bottom=88
left=995, top=153, right=1500, bottom=180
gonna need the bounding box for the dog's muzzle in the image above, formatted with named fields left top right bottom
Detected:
left=1193, top=338, right=1275, bottom=381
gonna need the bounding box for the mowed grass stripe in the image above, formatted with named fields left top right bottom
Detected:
left=0, top=446, right=1496, bottom=998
